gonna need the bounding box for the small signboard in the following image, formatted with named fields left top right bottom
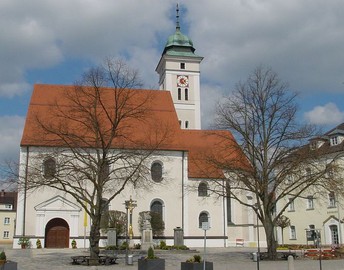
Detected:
left=202, top=222, right=210, bottom=230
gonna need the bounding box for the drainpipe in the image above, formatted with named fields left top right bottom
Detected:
left=223, top=180, right=226, bottom=247
left=23, top=146, right=29, bottom=235
left=182, top=151, right=185, bottom=230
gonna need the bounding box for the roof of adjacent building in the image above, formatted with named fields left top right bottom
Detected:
left=21, top=84, right=247, bottom=179
left=306, top=123, right=344, bottom=155
left=0, top=190, right=17, bottom=211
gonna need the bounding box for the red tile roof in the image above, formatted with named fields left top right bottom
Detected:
left=21, top=84, right=247, bottom=179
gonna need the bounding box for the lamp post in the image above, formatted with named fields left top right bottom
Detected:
left=124, top=196, right=137, bottom=265
left=337, top=196, right=342, bottom=246
left=255, top=204, right=260, bottom=270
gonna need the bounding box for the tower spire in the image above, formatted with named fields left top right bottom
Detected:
left=176, top=3, right=180, bottom=30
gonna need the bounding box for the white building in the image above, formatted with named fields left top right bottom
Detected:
left=0, top=190, right=17, bottom=245
left=13, top=12, right=262, bottom=249
left=279, top=123, right=344, bottom=247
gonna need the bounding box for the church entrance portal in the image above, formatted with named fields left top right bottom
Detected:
left=45, top=218, right=69, bottom=248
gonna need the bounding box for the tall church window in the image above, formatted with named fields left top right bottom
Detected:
left=43, top=157, right=56, bottom=179
left=185, top=88, right=189, bottom=100
left=199, top=212, right=209, bottom=228
left=180, top=63, right=185, bottom=69
left=198, top=182, right=208, bottom=197
left=151, top=200, right=163, bottom=217
left=226, top=181, right=232, bottom=224
left=178, top=88, right=181, bottom=100
left=151, top=162, right=163, bottom=182
left=150, top=200, right=165, bottom=236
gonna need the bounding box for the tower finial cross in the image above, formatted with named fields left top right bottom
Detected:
left=176, top=3, right=180, bottom=30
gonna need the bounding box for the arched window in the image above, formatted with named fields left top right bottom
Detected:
left=185, top=121, right=189, bottom=129
left=150, top=200, right=165, bottom=236
left=43, top=157, right=56, bottom=179
left=185, top=88, right=189, bottom=100
left=178, top=88, right=181, bottom=100
left=199, top=212, right=209, bottom=228
left=151, top=162, right=163, bottom=182
left=198, top=182, right=208, bottom=197
left=151, top=200, right=163, bottom=217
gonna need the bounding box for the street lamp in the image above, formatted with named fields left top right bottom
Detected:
left=124, top=196, right=137, bottom=265
left=255, top=204, right=260, bottom=270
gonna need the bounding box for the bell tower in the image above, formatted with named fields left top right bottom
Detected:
left=156, top=5, right=203, bottom=130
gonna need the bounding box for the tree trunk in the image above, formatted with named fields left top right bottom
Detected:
left=89, top=219, right=101, bottom=265
left=263, top=219, right=278, bottom=260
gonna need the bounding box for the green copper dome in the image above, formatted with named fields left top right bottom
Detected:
left=165, top=28, right=194, bottom=49
left=163, top=27, right=197, bottom=57
left=162, top=5, right=200, bottom=57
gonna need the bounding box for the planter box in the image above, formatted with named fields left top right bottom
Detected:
left=138, top=258, right=165, bottom=270
left=181, top=261, right=213, bottom=270
left=2, top=261, right=18, bottom=270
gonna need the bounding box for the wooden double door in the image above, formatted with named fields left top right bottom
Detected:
left=45, top=218, right=69, bottom=248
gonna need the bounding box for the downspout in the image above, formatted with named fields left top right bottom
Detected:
left=23, top=146, right=29, bottom=235
left=223, top=179, right=226, bottom=247
left=182, top=151, right=185, bottom=230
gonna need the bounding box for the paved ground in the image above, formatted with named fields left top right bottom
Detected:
left=1, top=245, right=344, bottom=270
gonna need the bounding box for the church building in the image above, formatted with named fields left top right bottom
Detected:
left=14, top=9, right=261, bottom=249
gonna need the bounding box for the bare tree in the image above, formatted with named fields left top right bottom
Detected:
left=211, top=66, right=343, bottom=259
left=19, top=58, right=170, bottom=264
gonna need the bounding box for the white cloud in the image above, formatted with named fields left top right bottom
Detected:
left=1, top=0, right=344, bottom=162
left=0, top=0, right=175, bottom=96
left=0, top=115, right=25, bottom=162
left=185, top=0, right=344, bottom=94
left=304, top=103, right=344, bottom=125
left=201, top=84, right=224, bottom=129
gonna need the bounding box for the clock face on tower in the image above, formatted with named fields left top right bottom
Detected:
left=177, top=75, right=189, bottom=87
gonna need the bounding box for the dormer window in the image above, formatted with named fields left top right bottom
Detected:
left=330, top=136, right=339, bottom=146
left=310, top=141, right=317, bottom=150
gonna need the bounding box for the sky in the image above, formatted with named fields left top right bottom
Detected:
left=1, top=0, right=344, bottom=167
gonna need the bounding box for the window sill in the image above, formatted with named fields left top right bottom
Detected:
left=287, top=210, right=295, bottom=212
left=306, top=208, right=314, bottom=211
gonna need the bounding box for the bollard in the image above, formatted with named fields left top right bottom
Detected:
left=287, top=255, right=295, bottom=270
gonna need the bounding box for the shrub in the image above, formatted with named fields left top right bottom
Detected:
left=105, top=245, right=118, bottom=250
left=147, top=247, right=157, bottom=259
left=36, top=239, right=42, bottom=249
left=0, top=251, right=6, bottom=261
left=120, top=241, right=128, bottom=250
left=18, top=237, right=30, bottom=248
left=173, top=245, right=189, bottom=250
left=186, top=254, right=202, bottom=263
left=71, top=239, right=77, bottom=249
left=159, top=241, right=166, bottom=249
left=134, top=243, right=141, bottom=249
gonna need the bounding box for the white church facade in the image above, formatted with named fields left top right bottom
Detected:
left=13, top=12, right=263, bottom=249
